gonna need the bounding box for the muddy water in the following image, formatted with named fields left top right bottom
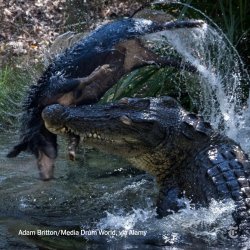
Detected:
left=0, top=133, right=245, bottom=249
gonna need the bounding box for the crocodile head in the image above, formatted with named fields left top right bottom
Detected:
left=42, top=96, right=184, bottom=159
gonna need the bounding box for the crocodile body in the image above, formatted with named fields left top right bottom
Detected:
left=42, top=96, right=250, bottom=240
left=7, top=18, right=203, bottom=180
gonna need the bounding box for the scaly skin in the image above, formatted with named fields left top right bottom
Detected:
left=7, top=18, right=203, bottom=180
left=42, top=96, right=250, bottom=240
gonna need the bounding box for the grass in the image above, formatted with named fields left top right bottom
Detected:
left=181, top=0, right=250, bottom=57
left=0, top=65, right=35, bottom=131
left=0, top=1, right=249, bottom=130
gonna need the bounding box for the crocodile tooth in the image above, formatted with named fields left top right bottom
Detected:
left=88, top=133, right=92, bottom=138
left=120, top=115, right=132, bottom=126
left=93, top=133, right=97, bottom=138
left=61, top=127, right=66, bottom=133
left=97, top=135, right=101, bottom=139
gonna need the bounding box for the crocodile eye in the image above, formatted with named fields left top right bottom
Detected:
left=117, top=98, right=150, bottom=110
left=160, top=96, right=179, bottom=108
left=118, top=98, right=129, bottom=105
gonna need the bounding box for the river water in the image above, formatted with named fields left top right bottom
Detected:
left=1, top=2, right=250, bottom=249
left=0, top=133, right=247, bottom=249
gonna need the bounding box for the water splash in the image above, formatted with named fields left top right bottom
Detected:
left=47, top=1, right=250, bottom=153
left=97, top=208, right=155, bottom=232
left=82, top=199, right=235, bottom=246
left=146, top=1, right=250, bottom=153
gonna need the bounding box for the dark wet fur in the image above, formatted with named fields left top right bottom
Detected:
left=7, top=18, right=203, bottom=179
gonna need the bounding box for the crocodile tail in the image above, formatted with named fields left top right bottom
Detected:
left=233, top=180, right=250, bottom=241
left=203, top=144, right=250, bottom=238
left=183, top=112, right=250, bottom=241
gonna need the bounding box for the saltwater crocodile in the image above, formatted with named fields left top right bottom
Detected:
left=7, top=18, right=203, bottom=180
left=42, top=96, right=250, bottom=239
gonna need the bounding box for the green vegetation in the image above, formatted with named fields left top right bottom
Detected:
left=101, top=66, right=199, bottom=111
left=102, top=0, right=250, bottom=106
left=0, top=65, right=34, bottom=130
left=188, top=0, right=250, bottom=48
left=174, top=1, right=249, bottom=64
left=0, top=1, right=249, bottom=130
